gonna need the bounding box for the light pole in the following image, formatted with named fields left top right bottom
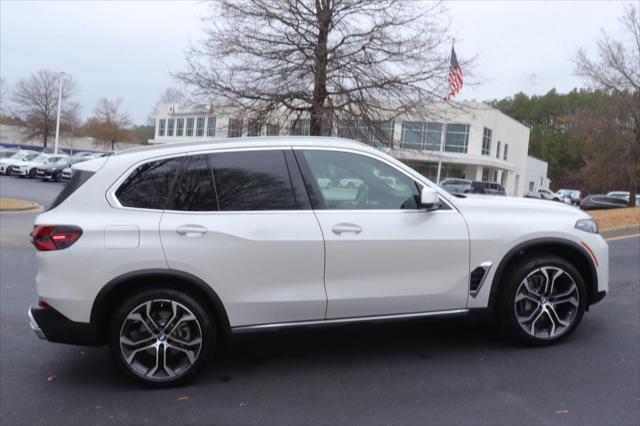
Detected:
left=53, top=71, right=67, bottom=155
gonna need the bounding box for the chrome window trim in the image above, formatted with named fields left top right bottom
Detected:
left=107, top=145, right=458, bottom=213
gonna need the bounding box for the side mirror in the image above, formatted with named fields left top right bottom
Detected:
left=420, top=187, right=440, bottom=210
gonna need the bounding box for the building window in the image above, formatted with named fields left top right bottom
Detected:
left=228, top=118, right=242, bottom=137
left=186, top=118, right=194, bottom=136
left=482, top=168, right=489, bottom=182
left=266, top=123, right=279, bottom=136
left=400, top=122, right=442, bottom=151
left=289, top=118, right=310, bottom=136
left=504, top=144, right=509, bottom=161
left=196, top=117, right=205, bottom=137
left=176, top=118, right=184, bottom=137
left=167, top=119, right=175, bottom=137
left=496, top=141, right=501, bottom=158
left=206, top=117, right=216, bottom=137
left=338, top=120, right=394, bottom=146
left=494, top=170, right=499, bottom=182
left=482, top=127, right=492, bottom=155
left=444, top=123, right=470, bottom=153
left=247, top=121, right=261, bottom=137
left=158, top=119, right=166, bottom=137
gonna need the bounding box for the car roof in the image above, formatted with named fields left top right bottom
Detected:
left=116, top=137, right=371, bottom=158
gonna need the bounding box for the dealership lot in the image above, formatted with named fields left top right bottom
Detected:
left=0, top=176, right=638, bottom=426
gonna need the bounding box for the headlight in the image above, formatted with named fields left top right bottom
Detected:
left=575, top=218, right=598, bottom=234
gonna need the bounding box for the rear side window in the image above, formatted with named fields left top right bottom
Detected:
left=46, top=170, right=94, bottom=211
left=210, top=150, right=302, bottom=211
left=116, top=157, right=183, bottom=209
left=171, top=155, right=218, bottom=211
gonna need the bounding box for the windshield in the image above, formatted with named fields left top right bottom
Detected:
left=9, top=152, right=30, bottom=160
left=55, top=158, right=72, bottom=165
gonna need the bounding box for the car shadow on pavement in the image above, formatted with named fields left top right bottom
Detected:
left=198, top=316, right=513, bottom=382
left=47, top=317, right=518, bottom=390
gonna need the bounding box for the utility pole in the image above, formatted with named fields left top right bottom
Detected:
left=53, top=72, right=65, bottom=154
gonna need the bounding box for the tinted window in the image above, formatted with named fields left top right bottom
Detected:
left=171, top=155, right=218, bottom=211
left=303, top=150, right=419, bottom=210
left=210, top=150, right=300, bottom=211
left=116, top=157, right=183, bottom=209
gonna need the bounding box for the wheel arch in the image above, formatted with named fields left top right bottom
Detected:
left=487, top=238, right=599, bottom=310
left=90, top=269, right=231, bottom=342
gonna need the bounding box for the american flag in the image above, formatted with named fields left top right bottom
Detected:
left=448, top=46, right=463, bottom=99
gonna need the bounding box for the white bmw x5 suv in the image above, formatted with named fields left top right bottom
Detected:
left=29, top=137, right=608, bottom=386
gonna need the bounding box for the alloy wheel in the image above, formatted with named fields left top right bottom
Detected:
left=119, top=299, right=203, bottom=381
left=514, top=266, right=580, bottom=339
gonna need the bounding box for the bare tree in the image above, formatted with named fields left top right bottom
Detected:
left=574, top=4, right=640, bottom=206
left=174, top=0, right=457, bottom=141
left=11, top=70, right=80, bottom=147
left=84, top=97, right=133, bottom=151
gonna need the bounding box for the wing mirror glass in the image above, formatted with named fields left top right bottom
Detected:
left=420, top=187, right=441, bottom=210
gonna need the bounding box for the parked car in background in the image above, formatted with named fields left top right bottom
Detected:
left=605, top=191, right=639, bottom=206
left=557, top=189, right=581, bottom=206
left=339, top=177, right=364, bottom=188
left=0, top=148, right=19, bottom=158
left=536, top=188, right=563, bottom=202
left=12, top=154, right=69, bottom=178
left=439, top=178, right=472, bottom=194
left=469, top=181, right=506, bottom=195
left=580, top=195, right=629, bottom=210
left=36, top=157, right=78, bottom=182
left=606, top=191, right=629, bottom=199
left=0, top=150, right=39, bottom=175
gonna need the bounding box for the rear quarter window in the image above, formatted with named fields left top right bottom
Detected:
left=115, top=157, right=184, bottom=209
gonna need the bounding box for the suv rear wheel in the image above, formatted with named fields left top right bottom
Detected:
left=108, top=288, right=215, bottom=386
left=498, top=255, right=587, bottom=345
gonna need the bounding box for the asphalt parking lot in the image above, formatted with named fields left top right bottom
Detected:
left=1, top=175, right=639, bottom=426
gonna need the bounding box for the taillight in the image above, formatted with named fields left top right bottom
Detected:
left=31, top=225, right=82, bottom=251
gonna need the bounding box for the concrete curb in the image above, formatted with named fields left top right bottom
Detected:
left=601, top=224, right=640, bottom=240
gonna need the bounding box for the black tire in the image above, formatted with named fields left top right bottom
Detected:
left=108, top=288, right=215, bottom=387
left=53, top=172, right=60, bottom=182
left=497, top=255, right=587, bottom=346
left=29, top=169, right=37, bottom=178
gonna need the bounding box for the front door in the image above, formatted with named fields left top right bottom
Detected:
left=298, top=149, right=470, bottom=319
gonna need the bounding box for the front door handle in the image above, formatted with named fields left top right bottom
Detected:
left=176, top=224, right=208, bottom=238
left=331, top=223, right=362, bottom=235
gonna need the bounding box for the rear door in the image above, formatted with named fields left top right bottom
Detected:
left=159, top=149, right=326, bottom=328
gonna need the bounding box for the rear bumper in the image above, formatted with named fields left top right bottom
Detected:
left=28, top=305, right=104, bottom=346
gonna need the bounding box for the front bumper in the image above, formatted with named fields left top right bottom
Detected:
left=28, top=305, right=104, bottom=346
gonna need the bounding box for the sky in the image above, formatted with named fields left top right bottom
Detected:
left=0, top=0, right=632, bottom=124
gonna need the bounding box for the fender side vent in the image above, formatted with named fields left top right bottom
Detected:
left=470, top=262, right=492, bottom=298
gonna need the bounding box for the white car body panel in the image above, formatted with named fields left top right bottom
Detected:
left=31, top=137, right=609, bottom=329
left=315, top=208, right=470, bottom=318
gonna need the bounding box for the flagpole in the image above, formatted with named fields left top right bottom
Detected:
left=438, top=39, right=455, bottom=184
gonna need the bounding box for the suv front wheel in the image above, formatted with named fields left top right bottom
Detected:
left=498, top=255, right=587, bottom=345
left=108, top=288, right=215, bottom=386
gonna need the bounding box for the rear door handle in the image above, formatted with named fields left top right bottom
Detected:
left=176, top=225, right=208, bottom=237
left=331, top=223, right=362, bottom=235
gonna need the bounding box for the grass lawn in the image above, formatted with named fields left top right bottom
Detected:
left=0, top=197, right=38, bottom=211
left=588, top=207, right=640, bottom=230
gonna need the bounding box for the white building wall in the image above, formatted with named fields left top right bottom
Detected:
left=526, top=156, right=551, bottom=192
